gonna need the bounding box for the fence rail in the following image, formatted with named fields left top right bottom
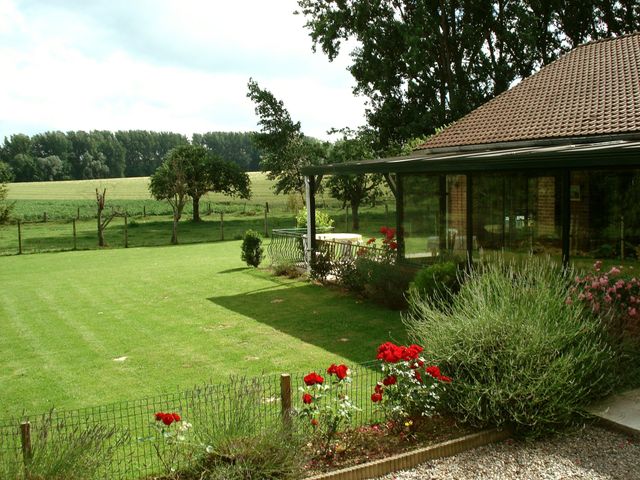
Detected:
left=0, top=363, right=382, bottom=480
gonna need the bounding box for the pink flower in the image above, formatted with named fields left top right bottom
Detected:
left=629, top=308, right=637, bottom=317
left=609, top=267, right=621, bottom=276
left=594, top=260, right=603, bottom=271
left=565, top=297, right=573, bottom=305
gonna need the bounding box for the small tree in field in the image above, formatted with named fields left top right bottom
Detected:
left=149, top=146, right=193, bottom=244
left=95, top=188, right=120, bottom=247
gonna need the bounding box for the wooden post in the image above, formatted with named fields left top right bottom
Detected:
left=20, top=421, right=32, bottom=464
left=17, top=221, right=22, bottom=255
left=77, top=207, right=80, bottom=220
left=220, top=212, right=224, bottom=241
left=264, top=202, right=269, bottom=237
left=280, top=374, right=292, bottom=429
left=43, top=212, right=47, bottom=223
left=385, top=203, right=389, bottom=224
left=143, top=205, right=146, bottom=218
left=208, top=202, right=212, bottom=215
left=124, top=212, right=129, bottom=248
left=72, top=219, right=77, bottom=250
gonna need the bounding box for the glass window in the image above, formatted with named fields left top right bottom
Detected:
left=402, top=174, right=467, bottom=262
left=472, top=173, right=562, bottom=262
left=570, top=169, right=640, bottom=269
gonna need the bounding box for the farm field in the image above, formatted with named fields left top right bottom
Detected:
left=0, top=241, right=406, bottom=418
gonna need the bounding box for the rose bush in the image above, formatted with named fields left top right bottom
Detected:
left=371, top=342, right=450, bottom=423
left=569, top=261, right=640, bottom=343
left=297, top=363, right=359, bottom=448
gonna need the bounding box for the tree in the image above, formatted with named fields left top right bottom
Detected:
left=325, top=129, right=384, bottom=230
left=149, top=146, right=194, bottom=244
left=181, top=145, right=252, bottom=222
left=192, top=132, right=262, bottom=171
left=0, top=162, right=13, bottom=223
left=297, top=0, right=640, bottom=150
left=247, top=78, right=328, bottom=199
left=95, top=189, right=120, bottom=247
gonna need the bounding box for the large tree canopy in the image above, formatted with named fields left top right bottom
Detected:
left=297, top=0, right=640, bottom=150
left=247, top=78, right=328, bottom=198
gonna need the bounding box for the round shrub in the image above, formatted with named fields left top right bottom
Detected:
left=403, top=256, right=618, bottom=436
left=296, top=207, right=334, bottom=229
left=241, top=230, right=264, bottom=267
left=411, top=261, right=462, bottom=302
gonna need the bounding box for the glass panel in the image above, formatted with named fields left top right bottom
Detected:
left=402, top=174, right=467, bottom=263
left=472, top=173, right=562, bottom=262
left=570, top=169, right=640, bottom=270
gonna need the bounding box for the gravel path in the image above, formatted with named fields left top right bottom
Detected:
left=376, top=425, right=640, bottom=480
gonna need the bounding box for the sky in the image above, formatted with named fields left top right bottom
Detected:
left=0, top=0, right=367, bottom=141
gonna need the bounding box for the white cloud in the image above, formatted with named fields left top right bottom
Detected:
left=0, top=0, right=366, bottom=141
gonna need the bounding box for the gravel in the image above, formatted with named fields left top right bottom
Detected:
left=375, top=425, right=640, bottom=480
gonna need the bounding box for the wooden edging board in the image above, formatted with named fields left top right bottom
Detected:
left=306, top=428, right=511, bottom=480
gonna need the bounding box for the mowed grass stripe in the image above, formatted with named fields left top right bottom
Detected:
left=0, top=242, right=406, bottom=417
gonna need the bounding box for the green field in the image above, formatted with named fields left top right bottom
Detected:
left=0, top=241, right=405, bottom=418
left=0, top=175, right=397, bottom=255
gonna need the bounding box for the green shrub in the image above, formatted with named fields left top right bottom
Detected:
left=240, top=230, right=263, bottom=267
left=404, top=256, right=618, bottom=436
left=334, top=258, right=366, bottom=293
left=272, top=261, right=303, bottom=279
left=357, top=258, right=414, bottom=309
left=309, top=247, right=333, bottom=282
left=296, top=207, right=334, bottom=229
left=0, top=412, right=127, bottom=480
left=411, top=261, right=462, bottom=302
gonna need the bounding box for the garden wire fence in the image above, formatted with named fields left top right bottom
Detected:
left=0, top=362, right=383, bottom=480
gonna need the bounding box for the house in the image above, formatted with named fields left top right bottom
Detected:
left=302, top=32, right=640, bottom=266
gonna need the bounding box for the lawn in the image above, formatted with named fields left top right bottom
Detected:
left=0, top=241, right=406, bottom=418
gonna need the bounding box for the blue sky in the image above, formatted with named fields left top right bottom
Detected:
left=0, top=0, right=366, bottom=141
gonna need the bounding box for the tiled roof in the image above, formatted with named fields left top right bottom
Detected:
left=418, top=32, right=640, bottom=151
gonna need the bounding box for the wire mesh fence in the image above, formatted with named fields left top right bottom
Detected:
left=0, top=363, right=383, bottom=479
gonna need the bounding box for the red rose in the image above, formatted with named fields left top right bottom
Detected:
left=380, top=226, right=388, bottom=235
left=371, top=392, right=383, bottom=403
left=302, top=393, right=313, bottom=404
left=161, top=414, right=173, bottom=426
left=154, top=412, right=164, bottom=421
left=426, top=366, right=442, bottom=378
left=327, top=364, right=337, bottom=375
left=439, top=375, right=452, bottom=383
left=303, top=372, right=324, bottom=386
left=414, top=371, right=422, bottom=383
left=374, top=384, right=384, bottom=394
left=367, top=237, right=376, bottom=245
left=335, top=364, right=349, bottom=380
left=311, top=418, right=319, bottom=427
left=382, top=375, right=397, bottom=386
left=172, top=413, right=181, bottom=422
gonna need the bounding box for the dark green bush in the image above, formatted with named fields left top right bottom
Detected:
left=240, top=230, right=263, bottom=267
left=309, top=247, right=333, bottom=282
left=411, top=261, right=461, bottom=302
left=404, top=256, right=618, bottom=436
left=357, top=258, right=414, bottom=309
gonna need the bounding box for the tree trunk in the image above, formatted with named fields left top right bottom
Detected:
left=171, top=214, right=179, bottom=244
left=97, top=210, right=105, bottom=247
left=351, top=202, right=360, bottom=231
left=192, top=196, right=201, bottom=222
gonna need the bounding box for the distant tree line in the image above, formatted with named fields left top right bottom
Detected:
left=0, top=130, right=262, bottom=182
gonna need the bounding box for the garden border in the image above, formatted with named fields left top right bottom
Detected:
left=305, top=428, right=511, bottom=480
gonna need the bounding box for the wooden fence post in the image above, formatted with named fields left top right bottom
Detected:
left=280, top=374, right=292, bottom=429
left=208, top=202, right=212, bottom=215
left=77, top=207, right=80, bottom=220
left=264, top=202, right=269, bottom=237
left=220, top=212, right=224, bottom=241
left=72, top=219, right=77, bottom=250
left=17, top=221, right=22, bottom=255
left=124, top=212, right=129, bottom=248
left=143, top=205, right=146, bottom=218
left=43, top=212, right=47, bottom=223
left=20, top=421, right=32, bottom=465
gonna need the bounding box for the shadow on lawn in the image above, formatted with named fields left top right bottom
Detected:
left=208, top=277, right=408, bottom=364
